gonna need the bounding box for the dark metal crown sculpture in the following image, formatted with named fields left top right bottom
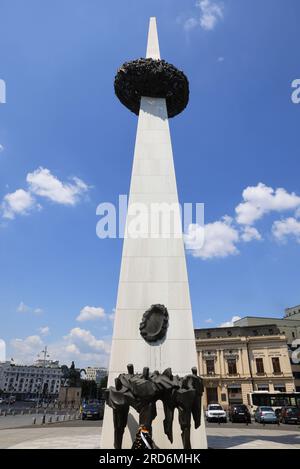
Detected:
left=114, top=58, right=189, bottom=118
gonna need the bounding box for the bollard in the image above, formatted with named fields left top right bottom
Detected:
left=42, top=414, right=46, bottom=424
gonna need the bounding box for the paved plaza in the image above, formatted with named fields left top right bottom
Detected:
left=0, top=420, right=299, bottom=449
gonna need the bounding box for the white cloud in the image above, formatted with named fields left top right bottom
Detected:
left=219, top=315, right=241, bottom=327
left=240, top=225, right=262, bottom=242
left=184, top=17, right=198, bottom=31
left=235, top=183, right=300, bottom=225
left=108, top=308, right=116, bottom=321
left=272, top=217, right=300, bottom=244
left=204, top=318, right=214, bottom=324
left=2, top=189, right=36, bottom=219
left=1, top=167, right=90, bottom=221
left=0, top=144, right=4, bottom=152
left=0, top=339, right=6, bottom=361
left=17, top=302, right=43, bottom=315
left=9, top=324, right=111, bottom=367
left=49, top=340, right=109, bottom=368
left=10, top=335, right=43, bottom=363
left=185, top=182, right=300, bottom=260
left=198, top=0, right=224, bottom=30
left=76, top=306, right=106, bottom=322
left=39, top=326, right=50, bottom=336
left=185, top=216, right=239, bottom=259
left=17, top=301, right=31, bottom=313
left=65, top=327, right=110, bottom=354
left=183, top=0, right=224, bottom=32
left=27, top=167, right=89, bottom=205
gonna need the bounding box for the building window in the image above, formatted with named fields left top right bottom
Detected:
left=257, top=384, right=269, bottom=391
left=206, top=360, right=215, bottom=375
left=256, top=358, right=265, bottom=374
left=227, top=359, right=237, bottom=375
left=272, top=357, right=281, bottom=374
left=227, top=330, right=232, bottom=337
left=206, top=332, right=211, bottom=338
left=274, top=384, right=286, bottom=392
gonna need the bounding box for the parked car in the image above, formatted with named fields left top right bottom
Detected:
left=228, top=404, right=251, bottom=423
left=5, top=396, right=16, bottom=405
left=81, top=402, right=104, bottom=420
left=280, top=406, right=300, bottom=424
left=254, top=406, right=279, bottom=424
left=206, top=404, right=227, bottom=423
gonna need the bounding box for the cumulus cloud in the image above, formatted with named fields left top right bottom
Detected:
left=65, top=327, right=110, bottom=354
left=2, top=189, right=36, bottom=219
left=10, top=326, right=111, bottom=367
left=27, top=167, right=89, bottom=206
left=1, top=167, right=90, bottom=220
left=10, top=335, right=43, bottom=363
left=184, top=0, right=224, bottom=31
left=219, top=315, right=241, bottom=327
left=240, top=226, right=262, bottom=242
left=76, top=306, right=106, bottom=322
left=185, top=216, right=239, bottom=259
left=272, top=217, right=300, bottom=244
left=235, top=183, right=300, bottom=225
left=185, top=182, right=300, bottom=260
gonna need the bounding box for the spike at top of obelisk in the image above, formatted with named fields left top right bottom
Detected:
left=146, top=17, right=161, bottom=59
left=114, top=17, right=189, bottom=118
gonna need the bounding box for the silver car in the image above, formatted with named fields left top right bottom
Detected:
left=254, top=406, right=279, bottom=424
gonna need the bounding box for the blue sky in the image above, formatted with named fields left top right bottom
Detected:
left=0, top=0, right=299, bottom=367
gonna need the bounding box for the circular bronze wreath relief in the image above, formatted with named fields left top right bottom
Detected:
left=139, top=304, right=169, bottom=343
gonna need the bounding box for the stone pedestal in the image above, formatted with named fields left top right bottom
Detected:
left=58, top=386, right=81, bottom=408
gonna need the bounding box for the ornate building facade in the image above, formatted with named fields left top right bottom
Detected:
left=195, top=324, right=295, bottom=409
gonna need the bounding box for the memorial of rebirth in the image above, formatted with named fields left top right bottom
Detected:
left=101, top=18, right=207, bottom=449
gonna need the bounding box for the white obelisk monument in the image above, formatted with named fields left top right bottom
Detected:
left=101, top=17, right=207, bottom=449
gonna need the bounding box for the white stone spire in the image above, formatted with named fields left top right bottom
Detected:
left=146, top=17, right=161, bottom=59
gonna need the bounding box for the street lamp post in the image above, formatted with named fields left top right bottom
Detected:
left=35, top=346, right=50, bottom=418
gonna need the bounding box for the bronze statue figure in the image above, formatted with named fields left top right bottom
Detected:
left=104, top=364, right=204, bottom=449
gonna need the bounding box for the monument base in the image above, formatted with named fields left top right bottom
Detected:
left=58, top=386, right=81, bottom=408
left=101, top=405, right=207, bottom=449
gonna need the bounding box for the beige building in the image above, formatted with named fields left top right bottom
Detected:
left=234, top=305, right=300, bottom=392
left=195, top=324, right=295, bottom=410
